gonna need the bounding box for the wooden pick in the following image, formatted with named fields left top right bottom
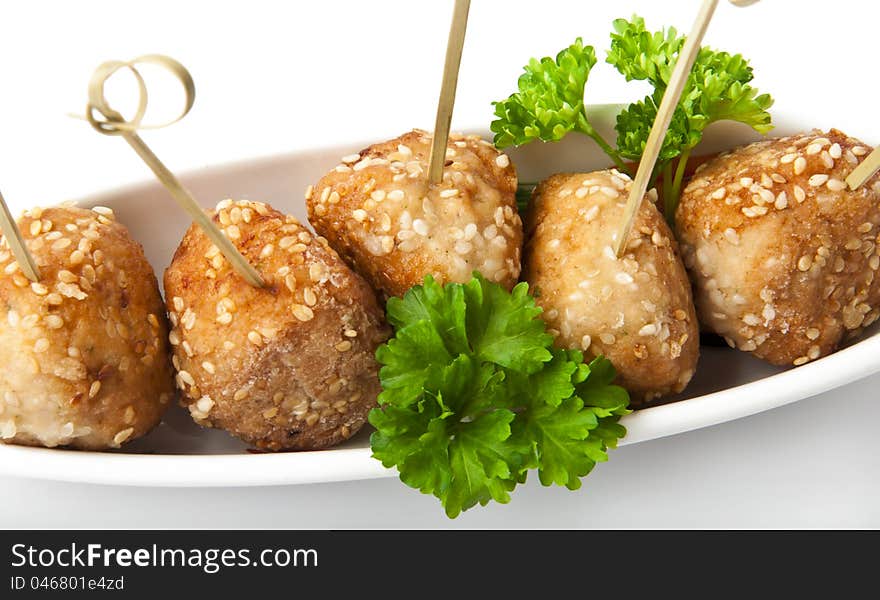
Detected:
left=78, top=55, right=265, bottom=288
left=846, top=147, right=880, bottom=190
left=0, top=190, right=40, bottom=282
left=427, top=0, right=471, bottom=185
left=614, top=0, right=723, bottom=257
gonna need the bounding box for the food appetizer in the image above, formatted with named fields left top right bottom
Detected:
left=677, top=129, right=880, bottom=365
left=307, top=130, right=522, bottom=297
left=523, top=170, right=699, bottom=404
left=164, top=200, right=389, bottom=450
left=0, top=205, right=174, bottom=448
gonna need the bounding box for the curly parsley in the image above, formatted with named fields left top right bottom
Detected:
left=369, top=274, right=630, bottom=518
left=491, top=15, right=774, bottom=221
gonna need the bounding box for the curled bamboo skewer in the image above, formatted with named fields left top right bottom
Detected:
left=427, top=0, right=471, bottom=185
left=0, top=190, right=40, bottom=282
left=77, top=55, right=265, bottom=288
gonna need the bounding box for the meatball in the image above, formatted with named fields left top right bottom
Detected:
left=677, top=129, right=880, bottom=366
left=307, top=129, right=522, bottom=298
left=0, top=205, right=174, bottom=449
left=164, top=199, right=389, bottom=451
left=523, top=170, right=699, bottom=404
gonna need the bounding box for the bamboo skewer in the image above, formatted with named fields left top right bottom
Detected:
left=614, top=0, right=720, bottom=256
left=846, top=147, right=880, bottom=191
left=0, top=190, right=40, bottom=282
left=427, top=0, right=471, bottom=185
left=78, top=55, right=265, bottom=288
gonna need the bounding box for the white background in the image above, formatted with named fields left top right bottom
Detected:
left=2, top=0, right=879, bottom=528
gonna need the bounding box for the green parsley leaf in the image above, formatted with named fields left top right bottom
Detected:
left=370, top=274, right=630, bottom=517
left=491, top=38, right=597, bottom=148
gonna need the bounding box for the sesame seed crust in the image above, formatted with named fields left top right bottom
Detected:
left=163, top=200, right=390, bottom=451
left=677, top=129, right=880, bottom=366
left=307, top=130, right=522, bottom=298
left=0, top=205, right=174, bottom=449
left=523, top=171, right=699, bottom=405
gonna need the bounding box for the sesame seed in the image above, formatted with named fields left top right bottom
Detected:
left=798, top=255, right=813, bottom=271
left=806, top=143, right=822, bottom=155
left=638, top=323, right=657, bottom=336
left=335, top=340, right=352, bottom=352
left=581, top=335, right=592, bottom=350
left=58, top=270, right=77, bottom=284
left=615, top=272, right=634, bottom=285
left=178, top=370, right=195, bottom=386
left=33, top=338, right=50, bottom=353
left=454, top=241, right=472, bottom=255
left=248, top=331, right=263, bottom=346
left=113, top=428, right=134, bottom=445
left=344, top=328, right=358, bottom=338
left=575, top=187, right=589, bottom=199
left=780, top=153, right=797, bottom=164
left=89, top=380, right=102, bottom=398
left=806, top=328, right=821, bottom=340
left=808, top=345, right=821, bottom=360
left=723, top=228, right=740, bottom=245
left=413, top=219, right=429, bottom=236
left=793, top=356, right=809, bottom=366
left=233, top=389, right=248, bottom=401
left=774, top=192, right=788, bottom=210
left=341, top=153, right=360, bottom=164
left=202, top=361, right=216, bottom=374
left=852, top=146, right=868, bottom=156
left=216, top=312, right=233, bottom=325
left=387, top=190, right=405, bottom=201
left=303, top=287, right=317, bottom=306
left=31, top=282, right=48, bottom=295
left=172, top=297, right=184, bottom=312
left=45, top=315, right=64, bottom=329
left=50, top=238, right=71, bottom=251
left=28, top=221, right=41, bottom=236
left=762, top=304, right=776, bottom=321
left=743, top=314, right=761, bottom=326
left=711, top=187, right=726, bottom=200
left=794, top=157, right=807, bottom=175
left=196, top=396, right=214, bottom=413
left=599, top=333, right=616, bottom=345
left=439, top=188, right=459, bottom=199
left=495, top=154, right=510, bottom=168
left=740, top=177, right=753, bottom=187
left=826, top=179, right=846, bottom=191
left=757, top=188, right=775, bottom=204
left=793, top=185, right=806, bottom=203
left=808, top=174, right=829, bottom=187
left=292, top=305, right=314, bottom=322
left=328, top=191, right=340, bottom=204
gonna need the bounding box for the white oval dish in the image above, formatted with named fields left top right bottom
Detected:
left=2, top=107, right=878, bottom=487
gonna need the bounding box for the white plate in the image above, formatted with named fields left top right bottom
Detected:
left=2, top=107, right=879, bottom=487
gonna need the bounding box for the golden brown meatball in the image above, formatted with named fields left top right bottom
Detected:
left=307, top=129, right=522, bottom=297
left=524, top=171, right=699, bottom=404
left=677, top=129, right=880, bottom=366
left=164, top=199, right=389, bottom=451
left=0, top=204, right=174, bottom=449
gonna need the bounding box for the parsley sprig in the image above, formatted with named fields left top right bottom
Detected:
left=369, top=274, right=630, bottom=518
left=491, top=15, right=774, bottom=221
